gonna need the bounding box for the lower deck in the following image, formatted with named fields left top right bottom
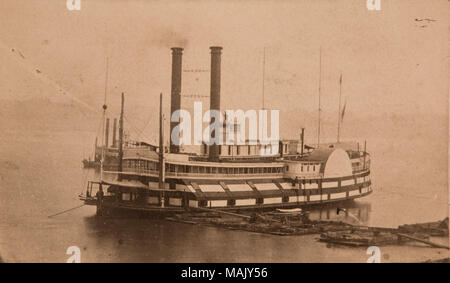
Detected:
left=81, top=170, right=372, bottom=213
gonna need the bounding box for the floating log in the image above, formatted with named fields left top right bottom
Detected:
left=319, top=229, right=405, bottom=247
left=192, top=206, right=251, bottom=219
left=396, top=233, right=449, bottom=250
left=398, top=218, right=448, bottom=236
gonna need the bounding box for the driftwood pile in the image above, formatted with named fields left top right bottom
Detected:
left=166, top=209, right=449, bottom=249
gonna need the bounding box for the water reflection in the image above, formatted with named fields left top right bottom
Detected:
left=306, top=200, right=371, bottom=225
left=80, top=200, right=372, bottom=262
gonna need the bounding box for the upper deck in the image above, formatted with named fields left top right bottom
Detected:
left=104, top=144, right=370, bottom=181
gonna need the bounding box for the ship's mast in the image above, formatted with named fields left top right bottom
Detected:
left=100, top=105, right=107, bottom=181
left=159, top=93, right=165, bottom=207
left=337, top=73, right=342, bottom=143
left=100, top=57, right=109, bottom=181
left=118, top=92, right=124, bottom=181
left=317, top=47, right=322, bottom=148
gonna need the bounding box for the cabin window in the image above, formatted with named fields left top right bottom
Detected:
left=248, top=146, right=251, bottom=155
left=227, top=199, right=236, bottom=206
left=282, top=196, right=289, bottom=203
left=313, top=165, right=315, bottom=171
left=199, top=200, right=207, bottom=207
left=237, top=146, right=240, bottom=155
left=228, top=146, right=231, bottom=155
left=301, top=166, right=304, bottom=172
left=256, top=198, right=264, bottom=204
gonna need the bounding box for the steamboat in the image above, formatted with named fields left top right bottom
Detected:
left=79, top=46, right=372, bottom=216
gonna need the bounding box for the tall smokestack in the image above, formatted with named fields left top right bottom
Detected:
left=105, top=118, right=110, bottom=148
left=169, top=47, right=183, bottom=154
left=112, top=118, right=117, bottom=147
left=209, top=46, right=223, bottom=160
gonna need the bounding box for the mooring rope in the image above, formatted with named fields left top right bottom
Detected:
left=48, top=204, right=86, bottom=218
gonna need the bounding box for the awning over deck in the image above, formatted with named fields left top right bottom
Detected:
left=186, top=179, right=291, bottom=200
left=102, top=179, right=149, bottom=189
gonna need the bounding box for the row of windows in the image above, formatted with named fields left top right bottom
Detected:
left=199, top=197, right=288, bottom=207
left=124, top=159, right=324, bottom=175
left=203, top=144, right=282, bottom=156
left=286, top=163, right=319, bottom=172
left=124, top=159, right=284, bottom=175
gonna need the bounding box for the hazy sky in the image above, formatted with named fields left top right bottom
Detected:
left=0, top=0, right=447, bottom=140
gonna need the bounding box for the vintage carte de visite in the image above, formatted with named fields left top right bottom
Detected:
left=0, top=0, right=448, bottom=265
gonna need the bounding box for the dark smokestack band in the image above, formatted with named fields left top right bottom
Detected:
left=209, top=46, right=222, bottom=160
left=170, top=47, right=183, bottom=154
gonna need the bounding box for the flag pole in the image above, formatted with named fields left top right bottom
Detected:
left=337, top=73, right=342, bottom=143
left=317, top=47, right=322, bottom=148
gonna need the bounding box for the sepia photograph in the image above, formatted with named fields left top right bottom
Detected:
left=0, top=0, right=448, bottom=266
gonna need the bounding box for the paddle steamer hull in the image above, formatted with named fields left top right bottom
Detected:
left=82, top=150, right=372, bottom=215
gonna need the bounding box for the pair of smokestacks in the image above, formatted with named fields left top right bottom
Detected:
left=169, top=46, right=222, bottom=160
left=104, top=118, right=118, bottom=148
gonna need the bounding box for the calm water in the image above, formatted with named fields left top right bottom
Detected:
left=0, top=130, right=447, bottom=262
